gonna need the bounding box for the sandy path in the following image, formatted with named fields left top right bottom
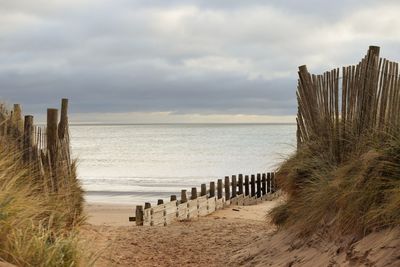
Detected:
left=82, top=198, right=400, bottom=267
left=85, top=203, right=135, bottom=226
left=82, top=200, right=281, bottom=267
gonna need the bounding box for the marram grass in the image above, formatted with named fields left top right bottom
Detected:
left=273, top=47, right=400, bottom=237
left=272, top=130, right=400, bottom=237
left=0, top=142, right=90, bottom=266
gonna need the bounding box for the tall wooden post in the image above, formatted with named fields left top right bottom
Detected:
left=191, top=187, right=198, bottom=200
left=13, top=104, right=23, bottom=136
left=136, top=205, right=144, bottom=226
left=0, top=105, right=5, bottom=136
left=244, top=175, right=249, bottom=196
left=201, top=184, right=207, bottom=196
left=271, top=172, right=276, bottom=192
left=296, top=121, right=301, bottom=149
left=262, top=173, right=267, bottom=195
left=256, top=173, right=261, bottom=198
left=217, top=179, right=223, bottom=199
left=181, top=189, right=188, bottom=203
left=47, top=108, right=58, bottom=192
left=231, top=175, right=237, bottom=198
left=267, top=172, right=271, bottom=193
left=224, top=176, right=230, bottom=200
left=238, top=174, right=243, bottom=195
left=6, top=110, right=14, bottom=136
left=58, top=98, right=69, bottom=139
left=23, top=115, right=34, bottom=162
left=209, top=181, right=215, bottom=197
left=250, top=175, right=256, bottom=197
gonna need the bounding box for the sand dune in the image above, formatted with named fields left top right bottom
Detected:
left=231, top=227, right=400, bottom=267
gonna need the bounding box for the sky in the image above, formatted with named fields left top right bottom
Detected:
left=1, top=0, right=400, bottom=123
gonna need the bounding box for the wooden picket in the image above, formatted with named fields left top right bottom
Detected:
left=133, top=172, right=278, bottom=226
left=0, top=99, right=74, bottom=194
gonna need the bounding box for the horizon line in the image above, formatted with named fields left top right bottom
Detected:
left=67, top=122, right=297, bottom=126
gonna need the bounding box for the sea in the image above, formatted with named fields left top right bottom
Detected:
left=70, top=124, right=296, bottom=205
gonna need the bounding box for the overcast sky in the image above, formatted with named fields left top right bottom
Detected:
left=1, top=0, right=400, bottom=123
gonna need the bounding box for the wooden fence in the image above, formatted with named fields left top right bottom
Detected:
left=297, top=46, right=400, bottom=162
left=132, top=172, right=277, bottom=226
left=0, top=99, right=73, bottom=193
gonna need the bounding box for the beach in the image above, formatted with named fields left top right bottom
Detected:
left=82, top=198, right=282, bottom=266
left=83, top=197, right=400, bottom=267
left=85, top=203, right=136, bottom=226
left=3, top=2, right=400, bottom=266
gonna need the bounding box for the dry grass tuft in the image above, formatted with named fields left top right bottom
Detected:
left=0, top=101, right=90, bottom=266
left=272, top=134, right=400, bottom=237
left=0, top=144, right=90, bottom=266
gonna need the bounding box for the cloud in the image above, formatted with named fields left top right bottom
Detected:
left=0, top=0, right=399, bottom=122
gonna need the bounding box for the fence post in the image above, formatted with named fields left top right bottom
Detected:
left=145, top=202, right=151, bottom=209
left=201, top=184, right=207, bottom=196
left=238, top=174, right=243, bottom=195
left=0, top=105, right=5, bottom=136
left=262, top=173, right=267, bottom=195
left=267, top=173, right=271, bottom=193
left=191, top=187, right=197, bottom=200
left=244, top=175, right=249, bottom=196
left=250, top=175, right=256, bottom=197
left=217, top=179, right=223, bottom=199
left=13, top=104, right=23, bottom=136
left=181, top=189, right=188, bottom=203
left=256, top=173, right=261, bottom=198
left=23, top=115, right=34, bottom=162
left=271, top=172, right=276, bottom=192
left=170, top=195, right=177, bottom=201
left=136, top=205, right=143, bottom=226
left=157, top=199, right=164, bottom=205
left=209, top=181, right=215, bottom=197
left=47, top=108, right=58, bottom=192
left=58, top=98, right=69, bottom=139
left=231, top=175, right=237, bottom=198
left=224, top=176, right=230, bottom=200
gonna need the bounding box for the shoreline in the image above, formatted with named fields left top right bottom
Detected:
left=85, top=202, right=136, bottom=226
left=84, top=196, right=282, bottom=226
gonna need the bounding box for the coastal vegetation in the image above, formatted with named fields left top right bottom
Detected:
left=272, top=46, right=400, bottom=237
left=0, top=102, right=87, bottom=266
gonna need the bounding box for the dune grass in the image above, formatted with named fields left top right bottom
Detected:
left=273, top=47, right=400, bottom=237
left=272, top=131, right=400, bottom=237
left=0, top=143, right=91, bottom=266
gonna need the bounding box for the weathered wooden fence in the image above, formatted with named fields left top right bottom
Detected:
left=132, top=172, right=277, bottom=226
left=297, top=46, right=400, bottom=162
left=0, top=99, right=73, bottom=193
